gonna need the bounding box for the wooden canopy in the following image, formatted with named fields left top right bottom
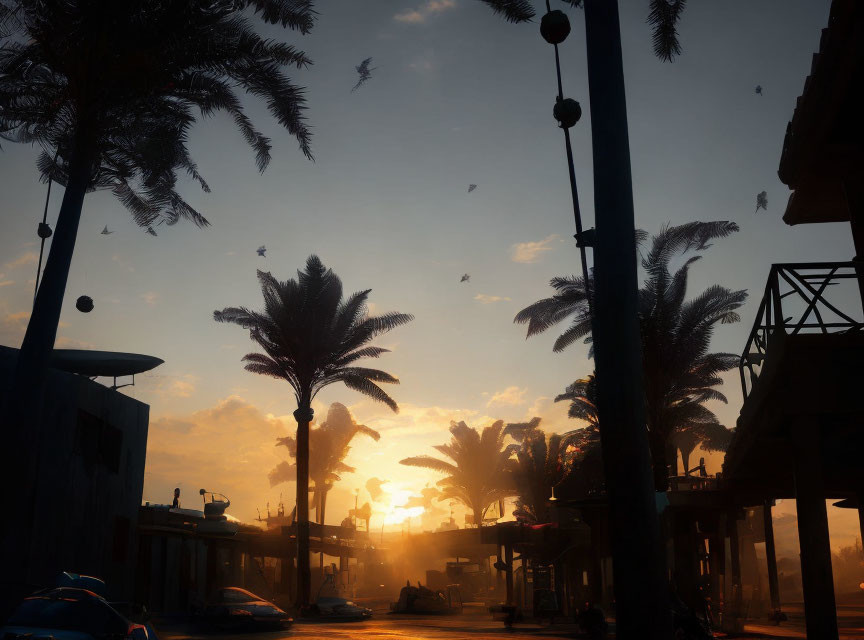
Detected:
left=778, top=0, right=864, bottom=226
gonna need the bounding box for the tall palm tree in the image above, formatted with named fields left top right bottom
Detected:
left=510, top=429, right=570, bottom=523
left=516, top=222, right=747, bottom=490
left=215, top=256, right=412, bottom=609
left=400, top=420, right=517, bottom=532
left=269, top=402, right=379, bottom=570
left=1, top=0, right=315, bottom=402
left=672, top=421, right=733, bottom=477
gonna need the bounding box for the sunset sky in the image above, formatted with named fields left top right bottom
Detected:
left=0, top=0, right=859, bottom=549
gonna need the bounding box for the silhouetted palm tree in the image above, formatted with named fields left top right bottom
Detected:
left=400, top=420, right=517, bottom=531
left=672, top=421, right=733, bottom=477
left=555, top=375, right=599, bottom=426
left=215, top=256, right=412, bottom=608
left=502, top=416, right=542, bottom=442
left=2, top=0, right=316, bottom=399
left=269, top=402, right=379, bottom=570
left=516, top=222, right=747, bottom=490
left=510, top=429, right=569, bottom=523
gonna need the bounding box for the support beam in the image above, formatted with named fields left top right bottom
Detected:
left=724, top=512, right=742, bottom=633
left=843, top=176, right=864, bottom=313
left=505, top=543, right=514, bottom=607
left=762, top=500, right=781, bottom=613
left=857, top=493, right=864, bottom=555
left=793, top=425, right=838, bottom=640
left=710, top=513, right=725, bottom=610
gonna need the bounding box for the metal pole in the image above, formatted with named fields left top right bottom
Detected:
left=582, top=1, right=671, bottom=637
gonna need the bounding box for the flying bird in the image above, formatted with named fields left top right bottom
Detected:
left=755, top=85, right=763, bottom=96
left=257, top=245, right=267, bottom=257
left=146, top=227, right=157, bottom=236
left=351, top=57, right=376, bottom=93
left=101, top=225, right=113, bottom=235
left=468, top=184, right=477, bottom=193
left=755, top=191, right=768, bottom=213
left=460, top=274, right=470, bottom=283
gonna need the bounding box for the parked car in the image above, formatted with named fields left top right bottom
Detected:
left=0, top=587, right=149, bottom=640
left=194, top=587, right=292, bottom=630
left=307, top=597, right=373, bottom=621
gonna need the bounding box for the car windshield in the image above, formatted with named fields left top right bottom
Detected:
left=221, top=588, right=260, bottom=603
left=8, top=597, right=126, bottom=635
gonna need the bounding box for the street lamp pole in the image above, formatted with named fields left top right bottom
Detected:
left=581, top=0, right=671, bottom=637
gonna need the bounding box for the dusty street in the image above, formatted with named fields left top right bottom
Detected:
left=157, top=607, right=581, bottom=640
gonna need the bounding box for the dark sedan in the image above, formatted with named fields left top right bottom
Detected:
left=194, top=588, right=293, bottom=630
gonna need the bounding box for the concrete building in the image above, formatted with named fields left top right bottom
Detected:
left=0, top=346, right=158, bottom=607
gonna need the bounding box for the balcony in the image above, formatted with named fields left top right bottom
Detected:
left=725, top=261, right=864, bottom=496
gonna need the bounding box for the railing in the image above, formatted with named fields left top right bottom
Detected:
left=740, top=262, right=864, bottom=400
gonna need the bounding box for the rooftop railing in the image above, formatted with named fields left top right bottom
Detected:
left=739, top=262, right=864, bottom=400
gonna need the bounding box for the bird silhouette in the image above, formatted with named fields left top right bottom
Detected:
left=101, top=225, right=113, bottom=235
left=468, top=184, right=477, bottom=193
left=352, top=57, right=377, bottom=92
left=257, top=245, right=267, bottom=257
left=755, top=85, right=763, bottom=96
left=755, top=191, right=768, bottom=213
left=460, top=274, right=470, bottom=283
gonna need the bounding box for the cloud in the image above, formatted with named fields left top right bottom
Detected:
left=2, top=310, right=30, bottom=335
left=510, top=234, right=561, bottom=264
left=366, top=477, right=389, bottom=501
left=55, top=336, right=95, bottom=349
left=138, top=373, right=199, bottom=398
left=486, top=386, right=527, bottom=407
left=0, top=274, right=14, bottom=288
left=394, top=0, right=455, bottom=24
left=407, top=51, right=436, bottom=72
left=474, top=293, right=511, bottom=304
left=170, top=376, right=197, bottom=398
left=144, top=396, right=292, bottom=521
left=139, top=291, right=159, bottom=305
left=5, top=252, right=38, bottom=270
left=111, top=254, right=134, bottom=272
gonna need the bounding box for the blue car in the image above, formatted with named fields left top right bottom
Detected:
left=1, top=587, right=149, bottom=640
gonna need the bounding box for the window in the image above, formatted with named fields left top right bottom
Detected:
left=76, top=409, right=123, bottom=474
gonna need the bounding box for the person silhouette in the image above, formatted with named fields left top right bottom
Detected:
left=172, top=487, right=181, bottom=508
left=689, top=457, right=708, bottom=478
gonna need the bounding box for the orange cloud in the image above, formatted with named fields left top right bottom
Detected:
left=486, top=385, right=527, bottom=407
left=394, top=0, right=455, bottom=24
left=510, top=234, right=561, bottom=264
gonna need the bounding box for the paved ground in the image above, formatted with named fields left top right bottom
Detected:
left=739, top=604, right=864, bottom=640
left=156, top=602, right=864, bottom=640
left=157, top=607, right=581, bottom=640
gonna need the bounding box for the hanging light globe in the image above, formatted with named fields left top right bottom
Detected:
left=540, top=10, right=571, bottom=45
left=76, top=295, right=94, bottom=313
left=553, top=98, right=582, bottom=129
left=37, top=222, right=53, bottom=239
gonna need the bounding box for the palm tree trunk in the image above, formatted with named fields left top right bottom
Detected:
left=2, top=147, right=92, bottom=600
left=680, top=446, right=692, bottom=477
left=294, top=402, right=313, bottom=610
left=12, top=147, right=92, bottom=396
left=319, top=488, right=328, bottom=574
left=582, top=1, right=672, bottom=636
